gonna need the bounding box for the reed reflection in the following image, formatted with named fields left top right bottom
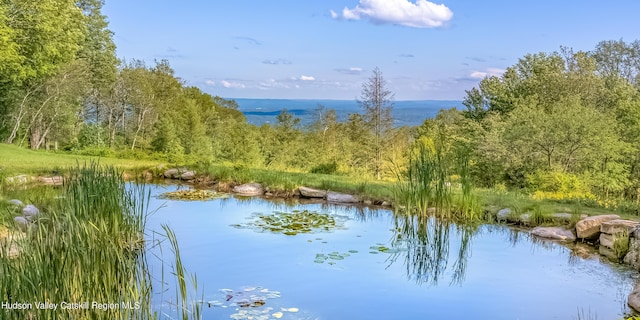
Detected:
left=389, top=213, right=479, bottom=286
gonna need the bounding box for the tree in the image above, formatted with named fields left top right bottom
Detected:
left=76, top=0, right=119, bottom=125
left=2, top=0, right=86, bottom=144
left=359, top=67, right=394, bottom=179
left=592, top=39, right=640, bottom=85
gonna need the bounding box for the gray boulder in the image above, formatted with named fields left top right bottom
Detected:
left=233, top=183, right=264, bottom=196
left=496, top=208, right=511, bottom=222
left=599, top=233, right=615, bottom=249
left=163, top=168, right=179, bottom=179
left=601, top=219, right=640, bottom=235
left=599, top=246, right=617, bottom=260
left=8, top=199, right=23, bottom=207
left=22, top=204, right=40, bottom=221
left=14, top=216, right=29, bottom=232
left=531, top=227, right=576, bottom=241
left=38, top=176, right=63, bottom=185
left=629, top=283, right=640, bottom=312
left=624, top=239, right=640, bottom=270
left=575, top=214, right=620, bottom=240
left=179, top=171, right=196, bottom=180
left=298, top=186, right=326, bottom=198
left=327, top=192, right=359, bottom=203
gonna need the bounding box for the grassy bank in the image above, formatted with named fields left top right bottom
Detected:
left=0, top=143, right=629, bottom=224
left=0, top=144, right=161, bottom=176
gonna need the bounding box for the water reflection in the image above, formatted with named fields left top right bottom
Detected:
left=388, top=213, right=479, bottom=286
left=222, top=194, right=387, bottom=222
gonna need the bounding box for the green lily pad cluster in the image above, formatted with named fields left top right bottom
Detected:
left=207, top=286, right=301, bottom=320
left=158, top=189, right=228, bottom=201
left=232, top=210, right=347, bottom=236
left=314, top=250, right=358, bottom=264
left=369, top=244, right=405, bottom=254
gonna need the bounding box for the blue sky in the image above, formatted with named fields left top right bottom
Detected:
left=103, top=0, right=640, bottom=100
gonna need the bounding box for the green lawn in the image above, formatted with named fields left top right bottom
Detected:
left=0, top=144, right=161, bottom=175
left=0, top=143, right=630, bottom=222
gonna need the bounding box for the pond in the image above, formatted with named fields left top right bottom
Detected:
left=145, top=184, right=637, bottom=320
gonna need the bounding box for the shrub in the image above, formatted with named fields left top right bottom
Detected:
left=309, top=162, right=338, bottom=175
left=528, top=170, right=595, bottom=201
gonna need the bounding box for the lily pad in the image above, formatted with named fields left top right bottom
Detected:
left=315, top=250, right=353, bottom=264
left=232, top=210, right=347, bottom=235
left=369, top=244, right=406, bottom=254
left=158, top=189, right=227, bottom=201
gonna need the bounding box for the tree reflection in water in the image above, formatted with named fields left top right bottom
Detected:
left=388, top=213, right=479, bottom=286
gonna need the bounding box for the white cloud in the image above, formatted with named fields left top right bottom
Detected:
left=332, top=0, right=453, bottom=28
left=205, top=80, right=216, bottom=86
left=300, top=75, right=315, bottom=81
left=335, top=67, right=364, bottom=75
left=469, top=68, right=505, bottom=79
left=259, top=79, right=291, bottom=89
left=221, top=80, right=246, bottom=89
left=263, top=58, right=292, bottom=65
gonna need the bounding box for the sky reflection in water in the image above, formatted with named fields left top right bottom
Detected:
left=144, top=184, right=637, bottom=320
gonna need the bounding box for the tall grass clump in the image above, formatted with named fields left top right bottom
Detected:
left=0, top=163, right=155, bottom=319
left=530, top=204, right=549, bottom=225
left=453, top=152, right=482, bottom=221
left=162, top=225, right=202, bottom=320
left=393, top=143, right=451, bottom=216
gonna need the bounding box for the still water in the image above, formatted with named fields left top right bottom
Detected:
left=145, top=185, right=636, bottom=320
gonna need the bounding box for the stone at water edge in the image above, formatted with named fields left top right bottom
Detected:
left=14, top=216, right=29, bottom=232
left=575, top=214, right=620, bottom=240
left=530, top=227, right=576, bottom=241
left=600, top=219, right=640, bottom=235
left=326, top=192, right=359, bottom=203
left=624, top=239, right=640, bottom=270
left=599, top=246, right=618, bottom=260
left=232, top=183, right=264, bottom=196
left=629, top=283, right=640, bottom=312
left=599, top=233, right=615, bottom=249
left=496, top=208, right=511, bottom=222
left=163, top=168, right=179, bottom=179
left=179, top=171, right=196, bottom=180
left=298, top=186, right=327, bottom=198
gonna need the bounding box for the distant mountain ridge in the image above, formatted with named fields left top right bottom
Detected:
left=230, top=98, right=463, bottom=127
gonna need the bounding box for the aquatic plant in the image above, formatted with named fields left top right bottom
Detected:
left=163, top=225, right=202, bottom=320
left=231, top=210, right=347, bottom=235
left=530, top=205, right=549, bottom=225
left=393, top=143, right=451, bottom=217
left=0, top=163, right=202, bottom=320
left=453, top=152, right=482, bottom=221
left=0, top=163, right=154, bottom=319
left=158, top=189, right=228, bottom=201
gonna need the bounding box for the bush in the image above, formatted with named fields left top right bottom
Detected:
left=115, top=149, right=151, bottom=160
left=309, top=162, right=338, bottom=175
left=527, top=170, right=595, bottom=201
left=74, top=146, right=116, bottom=158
